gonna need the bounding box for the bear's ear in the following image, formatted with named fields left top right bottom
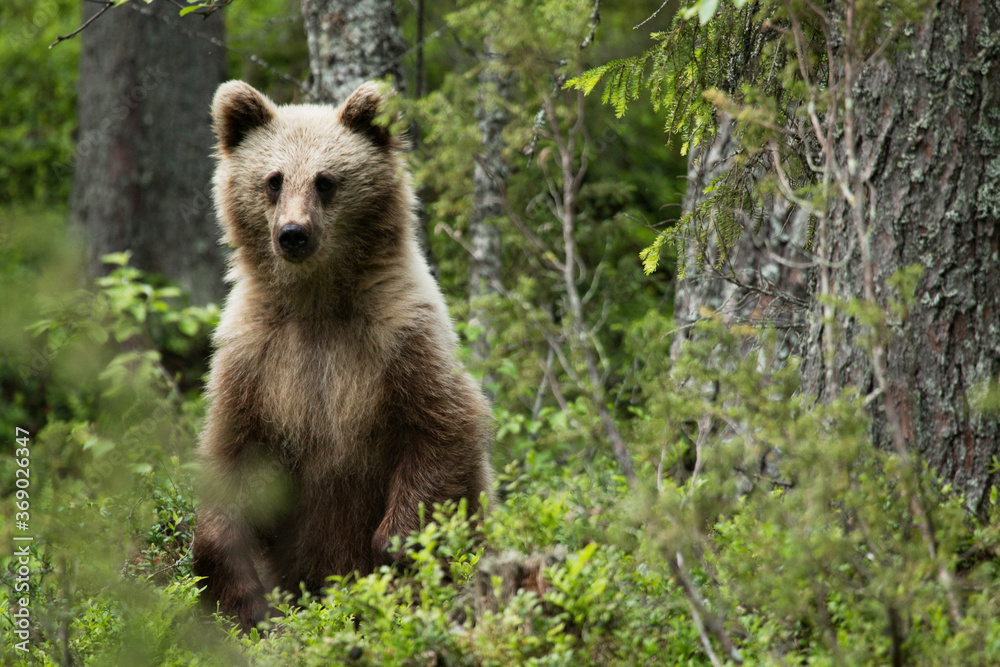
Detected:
left=212, top=81, right=277, bottom=154
left=337, top=82, right=399, bottom=150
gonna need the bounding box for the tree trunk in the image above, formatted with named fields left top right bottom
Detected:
left=301, top=0, right=406, bottom=105
left=71, top=0, right=226, bottom=305
left=801, top=0, right=1000, bottom=512
left=672, top=116, right=811, bottom=360
left=301, top=0, right=435, bottom=269
left=469, top=43, right=508, bottom=367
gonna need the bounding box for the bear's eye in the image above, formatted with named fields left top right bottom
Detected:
left=315, top=172, right=336, bottom=199
left=265, top=172, right=283, bottom=201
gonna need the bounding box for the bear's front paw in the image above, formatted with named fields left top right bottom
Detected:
left=233, top=595, right=271, bottom=636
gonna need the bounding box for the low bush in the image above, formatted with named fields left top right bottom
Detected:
left=3, top=212, right=1000, bottom=666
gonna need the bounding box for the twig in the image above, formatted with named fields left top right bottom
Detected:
left=126, top=493, right=144, bottom=539
left=689, top=597, right=724, bottom=667
left=634, top=0, right=671, bottom=30
left=782, top=1, right=840, bottom=393
left=147, top=542, right=194, bottom=579
left=681, top=416, right=711, bottom=508
left=765, top=245, right=848, bottom=271
left=371, top=27, right=445, bottom=84
left=531, top=348, right=555, bottom=421
left=127, top=1, right=309, bottom=94
left=580, top=0, right=601, bottom=50
left=580, top=246, right=609, bottom=306
left=544, top=332, right=584, bottom=388
left=436, top=221, right=477, bottom=257
left=669, top=550, right=744, bottom=664
left=475, top=155, right=565, bottom=274
left=50, top=1, right=114, bottom=49
left=539, top=348, right=577, bottom=427
left=535, top=341, right=588, bottom=437
left=733, top=467, right=794, bottom=489
left=545, top=90, right=636, bottom=485
left=768, top=141, right=820, bottom=216
left=656, top=444, right=668, bottom=493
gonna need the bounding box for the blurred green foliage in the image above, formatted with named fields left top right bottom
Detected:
left=0, top=0, right=79, bottom=205
left=5, top=213, right=1000, bottom=665
left=0, top=210, right=226, bottom=664
left=4, top=219, right=1000, bottom=664
left=225, top=0, right=310, bottom=104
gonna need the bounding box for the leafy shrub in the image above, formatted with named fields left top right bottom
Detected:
left=6, top=238, right=1000, bottom=665
left=0, top=232, right=219, bottom=665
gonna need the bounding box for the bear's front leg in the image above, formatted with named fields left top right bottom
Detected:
left=373, top=328, right=493, bottom=566
left=192, top=506, right=269, bottom=634
left=372, top=432, right=490, bottom=567
left=192, top=396, right=283, bottom=634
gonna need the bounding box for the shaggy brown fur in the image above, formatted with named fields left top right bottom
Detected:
left=191, top=81, right=494, bottom=634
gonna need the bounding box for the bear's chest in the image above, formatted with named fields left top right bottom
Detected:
left=254, top=325, right=390, bottom=468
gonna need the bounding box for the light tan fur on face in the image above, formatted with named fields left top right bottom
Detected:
left=213, top=87, right=409, bottom=287
left=193, top=81, right=493, bottom=634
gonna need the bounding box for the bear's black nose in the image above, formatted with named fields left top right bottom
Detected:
left=278, top=224, right=312, bottom=260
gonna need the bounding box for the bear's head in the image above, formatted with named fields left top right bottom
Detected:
left=210, top=81, right=412, bottom=286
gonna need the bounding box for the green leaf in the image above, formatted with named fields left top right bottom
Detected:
left=565, top=65, right=608, bottom=96
left=101, top=251, right=131, bottom=266
left=82, top=435, right=115, bottom=457
left=639, top=233, right=668, bottom=275
left=567, top=542, right=599, bottom=577
left=699, top=0, right=721, bottom=24
left=178, top=317, right=199, bottom=337
left=80, top=320, right=109, bottom=344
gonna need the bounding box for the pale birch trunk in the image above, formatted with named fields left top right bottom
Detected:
left=469, top=43, right=508, bottom=367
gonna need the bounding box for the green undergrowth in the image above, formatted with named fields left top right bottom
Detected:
left=4, top=211, right=1000, bottom=666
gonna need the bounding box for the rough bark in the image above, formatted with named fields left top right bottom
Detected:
left=802, top=0, right=1000, bottom=512
left=301, top=0, right=434, bottom=269
left=301, top=0, right=406, bottom=105
left=469, top=44, right=508, bottom=366
left=71, top=1, right=226, bottom=304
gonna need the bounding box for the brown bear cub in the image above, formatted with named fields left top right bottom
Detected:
left=191, top=80, right=494, bottom=634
